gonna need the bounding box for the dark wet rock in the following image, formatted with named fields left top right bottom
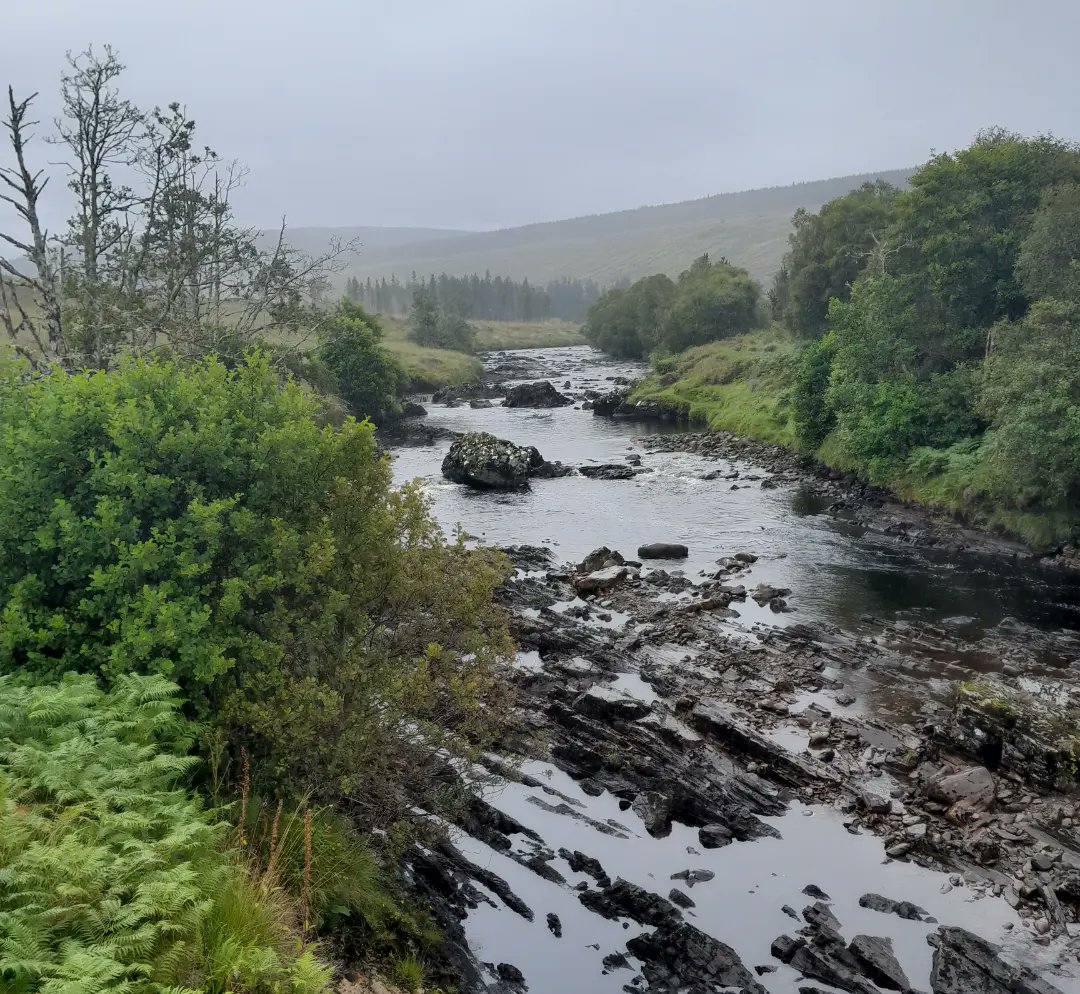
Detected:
left=627, top=922, right=768, bottom=994
left=579, top=877, right=682, bottom=927
left=400, top=400, right=427, bottom=417
left=601, top=951, right=630, bottom=971
left=751, top=583, right=793, bottom=604
left=925, top=766, right=995, bottom=810
left=858, top=892, right=933, bottom=922
left=690, top=700, right=844, bottom=793
left=803, top=901, right=842, bottom=932
left=558, top=848, right=611, bottom=887
left=573, top=686, right=651, bottom=722
left=668, top=888, right=695, bottom=909
left=545, top=912, right=562, bottom=938
left=638, top=542, right=689, bottom=559
left=802, top=884, right=831, bottom=901
left=495, top=962, right=527, bottom=989
left=698, top=823, right=734, bottom=849
left=578, top=463, right=638, bottom=480
left=670, top=868, right=715, bottom=887
left=441, top=431, right=545, bottom=488
left=591, top=386, right=634, bottom=417
left=531, top=459, right=575, bottom=479
left=782, top=904, right=800, bottom=920
left=502, top=380, right=572, bottom=408
left=929, top=926, right=1064, bottom=994
left=755, top=964, right=778, bottom=975
left=469, top=398, right=493, bottom=409
left=848, top=935, right=911, bottom=991
left=631, top=790, right=673, bottom=837
left=773, top=932, right=880, bottom=994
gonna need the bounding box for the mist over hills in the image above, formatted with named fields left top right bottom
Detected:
left=292, top=167, right=913, bottom=290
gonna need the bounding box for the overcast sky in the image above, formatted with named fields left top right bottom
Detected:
left=3, top=0, right=1078, bottom=231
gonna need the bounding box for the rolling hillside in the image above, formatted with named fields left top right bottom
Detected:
left=314, top=168, right=913, bottom=289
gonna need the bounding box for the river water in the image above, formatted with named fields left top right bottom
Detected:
left=390, top=345, right=1080, bottom=993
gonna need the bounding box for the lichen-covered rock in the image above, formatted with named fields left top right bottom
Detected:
left=940, top=679, right=1080, bottom=791
left=441, top=431, right=545, bottom=488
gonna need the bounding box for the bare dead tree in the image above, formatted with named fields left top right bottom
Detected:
left=3, top=45, right=356, bottom=369
left=0, top=86, right=64, bottom=364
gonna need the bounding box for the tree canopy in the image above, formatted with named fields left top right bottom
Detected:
left=780, top=129, right=1080, bottom=523
left=583, top=255, right=759, bottom=359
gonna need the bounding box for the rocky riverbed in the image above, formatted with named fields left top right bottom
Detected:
left=385, top=346, right=1080, bottom=993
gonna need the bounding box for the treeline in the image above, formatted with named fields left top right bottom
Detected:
left=583, top=254, right=761, bottom=358
left=774, top=129, right=1080, bottom=528
left=0, top=46, right=511, bottom=991
left=345, top=271, right=603, bottom=322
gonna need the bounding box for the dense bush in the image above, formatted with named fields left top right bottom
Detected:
left=792, top=335, right=837, bottom=449
left=0, top=352, right=513, bottom=811
left=316, top=300, right=408, bottom=422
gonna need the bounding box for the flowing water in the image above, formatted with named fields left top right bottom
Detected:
left=390, top=345, right=1080, bottom=993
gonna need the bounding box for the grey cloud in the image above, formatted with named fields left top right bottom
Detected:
left=2, top=0, right=1078, bottom=231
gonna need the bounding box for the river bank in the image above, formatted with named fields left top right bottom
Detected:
left=385, top=345, right=1080, bottom=993
left=625, top=330, right=1079, bottom=551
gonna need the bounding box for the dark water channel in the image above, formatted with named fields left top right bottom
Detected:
left=389, top=346, right=1080, bottom=993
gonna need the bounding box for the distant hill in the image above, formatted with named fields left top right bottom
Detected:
left=310, top=168, right=914, bottom=289
left=257, top=225, right=472, bottom=258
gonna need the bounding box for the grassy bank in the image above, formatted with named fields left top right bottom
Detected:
left=385, top=338, right=484, bottom=391
left=630, top=326, right=799, bottom=446
left=630, top=328, right=1069, bottom=546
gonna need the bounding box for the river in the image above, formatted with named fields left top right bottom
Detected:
left=390, top=345, right=1080, bottom=994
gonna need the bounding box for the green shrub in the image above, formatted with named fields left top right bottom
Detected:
left=316, top=300, right=408, bottom=422
left=0, top=352, right=514, bottom=813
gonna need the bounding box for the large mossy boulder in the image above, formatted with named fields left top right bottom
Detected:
left=441, top=431, right=545, bottom=489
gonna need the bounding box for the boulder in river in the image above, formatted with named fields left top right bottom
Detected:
left=502, top=380, right=572, bottom=408
left=400, top=401, right=427, bottom=417
left=638, top=542, right=689, bottom=559
left=441, top=431, right=545, bottom=488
